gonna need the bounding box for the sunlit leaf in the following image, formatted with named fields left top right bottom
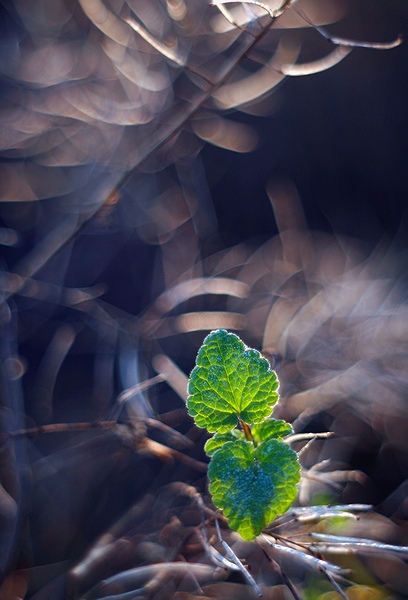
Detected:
left=204, top=429, right=245, bottom=456
left=187, top=329, right=279, bottom=433
left=208, top=439, right=300, bottom=539
left=252, top=418, right=293, bottom=442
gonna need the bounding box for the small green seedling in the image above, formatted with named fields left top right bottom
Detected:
left=187, top=329, right=300, bottom=540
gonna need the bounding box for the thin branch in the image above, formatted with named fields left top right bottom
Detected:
left=259, top=545, right=302, bottom=600
left=0, top=421, right=121, bottom=443
left=278, top=3, right=402, bottom=77
left=310, top=533, right=408, bottom=555
left=215, top=519, right=263, bottom=596
left=140, top=438, right=208, bottom=471
left=285, top=431, right=334, bottom=445
left=0, top=416, right=208, bottom=471
left=114, top=375, right=167, bottom=408
left=293, top=5, right=403, bottom=50
left=322, top=569, right=349, bottom=600
left=315, top=26, right=402, bottom=50
left=212, top=0, right=294, bottom=21
left=261, top=534, right=347, bottom=577
left=124, top=16, right=186, bottom=67
left=124, top=16, right=213, bottom=85
left=281, top=46, right=352, bottom=76
left=213, top=3, right=247, bottom=33
left=212, top=0, right=280, bottom=21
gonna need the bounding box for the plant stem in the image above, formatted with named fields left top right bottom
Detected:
left=240, top=420, right=254, bottom=443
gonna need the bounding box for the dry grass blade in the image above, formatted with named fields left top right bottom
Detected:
left=260, top=548, right=303, bottom=600
left=261, top=534, right=347, bottom=577
left=213, top=38, right=300, bottom=108
left=154, top=277, right=249, bottom=314
left=310, top=533, right=408, bottom=555
left=293, top=5, right=403, bottom=50
left=152, top=354, right=189, bottom=404
left=215, top=519, right=263, bottom=596
left=212, top=0, right=291, bottom=21
left=124, top=16, right=187, bottom=68
left=281, top=45, right=352, bottom=76
left=81, top=562, right=225, bottom=599
left=192, top=114, right=259, bottom=152
left=115, top=375, right=167, bottom=406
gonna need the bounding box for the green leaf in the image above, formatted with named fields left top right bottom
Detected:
left=204, top=430, right=245, bottom=457
left=205, top=420, right=292, bottom=456
left=208, top=439, right=300, bottom=540
left=187, top=329, right=279, bottom=433
left=252, top=419, right=293, bottom=443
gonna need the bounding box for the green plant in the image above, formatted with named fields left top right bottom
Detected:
left=187, top=328, right=300, bottom=540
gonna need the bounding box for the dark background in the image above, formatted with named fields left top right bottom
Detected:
left=205, top=0, right=407, bottom=248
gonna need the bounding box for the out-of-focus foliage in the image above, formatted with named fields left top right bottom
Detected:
left=0, top=0, right=350, bottom=203
left=0, top=1, right=406, bottom=598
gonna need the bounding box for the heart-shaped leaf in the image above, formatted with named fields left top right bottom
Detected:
left=208, top=439, right=300, bottom=540
left=187, top=329, right=279, bottom=433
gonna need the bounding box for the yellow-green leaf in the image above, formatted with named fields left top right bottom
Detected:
left=187, top=329, right=279, bottom=433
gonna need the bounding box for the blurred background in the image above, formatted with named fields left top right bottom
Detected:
left=0, top=0, right=407, bottom=597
